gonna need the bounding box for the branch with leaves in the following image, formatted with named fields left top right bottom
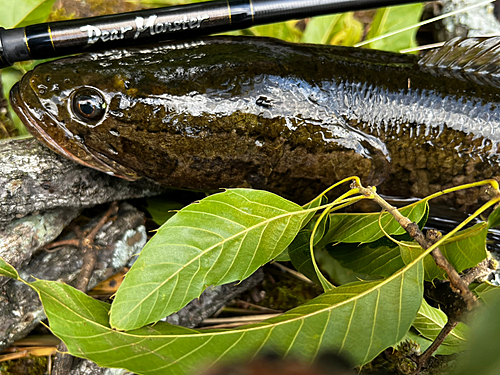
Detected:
left=1, top=177, right=500, bottom=374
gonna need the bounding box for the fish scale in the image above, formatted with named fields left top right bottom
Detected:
left=10, top=36, right=500, bottom=206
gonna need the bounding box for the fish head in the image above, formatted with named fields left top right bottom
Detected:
left=10, top=57, right=141, bottom=181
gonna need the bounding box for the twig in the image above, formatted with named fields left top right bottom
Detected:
left=76, top=202, right=119, bottom=291
left=52, top=202, right=119, bottom=374
left=357, top=184, right=478, bottom=373
left=271, top=261, right=315, bottom=285
left=358, top=186, right=477, bottom=309
left=202, top=314, right=280, bottom=326
left=414, top=319, right=459, bottom=373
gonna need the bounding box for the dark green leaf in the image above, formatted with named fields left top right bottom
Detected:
left=320, top=200, right=428, bottom=245
left=327, top=239, right=405, bottom=278
left=316, top=248, right=374, bottom=286
left=146, top=196, right=185, bottom=226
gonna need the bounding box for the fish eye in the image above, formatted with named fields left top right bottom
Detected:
left=71, top=88, right=106, bottom=123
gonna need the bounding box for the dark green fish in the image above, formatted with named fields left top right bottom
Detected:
left=10, top=36, right=500, bottom=204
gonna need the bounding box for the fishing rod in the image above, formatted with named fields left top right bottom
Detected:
left=0, top=0, right=420, bottom=69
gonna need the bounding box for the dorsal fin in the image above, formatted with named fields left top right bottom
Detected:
left=419, top=37, right=500, bottom=87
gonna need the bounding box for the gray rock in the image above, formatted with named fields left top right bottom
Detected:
left=0, top=203, right=147, bottom=351
left=0, top=137, right=165, bottom=224
left=438, top=0, right=500, bottom=40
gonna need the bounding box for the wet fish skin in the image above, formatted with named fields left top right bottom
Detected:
left=10, top=36, right=500, bottom=204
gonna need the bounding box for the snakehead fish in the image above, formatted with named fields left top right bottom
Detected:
left=9, top=36, right=500, bottom=205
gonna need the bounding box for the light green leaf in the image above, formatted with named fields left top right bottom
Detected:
left=0, top=257, right=20, bottom=280
left=412, top=299, right=468, bottom=351
left=0, top=0, right=55, bottom=28
left=320, top=200, right=428, bottom=245
left=1, top=67, right=29, bottom=135
left=301, top=14, right=342, bottom=44
left=243, top=21, right=302, bottom=43
left=488, top=205, right=500, bottom=228
left=30, top=258, right=423, bottom=373
left=301, top=13, right=362, bottom=47
left=400, top=223, right=488, bottom=281
left=329, top=13, right=363, bottom=47
left=470, top=282, right=500, bottom=306
left=399, top=241, right=442, bottom=281
left=110, top=189, right=311, bottom=331
left=366, top=4, right=424, bottom=52
left=327, top=240, right=405, bottom=278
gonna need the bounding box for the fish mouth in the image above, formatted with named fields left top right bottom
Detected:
left=10, top=72, right=138, bottom=181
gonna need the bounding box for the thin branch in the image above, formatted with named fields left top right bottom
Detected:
left=414, top=319, right=459, bottom=373
left=358, top=185, right=477, bottom=309
left=76, top=202, right=119, bottom=292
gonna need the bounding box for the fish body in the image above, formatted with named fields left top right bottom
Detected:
left=10, top=36, right=500, bottom=204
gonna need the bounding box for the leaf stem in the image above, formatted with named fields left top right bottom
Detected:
left=302, top=175, right=361, bottom=208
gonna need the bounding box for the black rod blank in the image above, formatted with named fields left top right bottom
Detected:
left=0, top=0, right=420, bottom=69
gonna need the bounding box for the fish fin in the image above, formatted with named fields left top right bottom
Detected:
left=419, top=37, right=500, bottom=87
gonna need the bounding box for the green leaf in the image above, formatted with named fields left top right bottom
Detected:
left=146, top=196, right=185, bottom=226
left=301, top=14, right=342, bottom=44
left=329, top=13, right=363, bottom=47
left=470, top=282, right=500, bottom=306
left=404, top=329, right=463, bottom=356
left=0, top=257, right=20, bottom=280
left=400, top=223, right=488, bottom=281
left=366, top=4, right=424, bottom=52
left=301, top=13, right=362, bottom=47
left=273, top=250, right=291, bottom=262
left=412, top=299, right=468, bottom=351
left=439, top=223, right=488, bottom=272
left=288, top=200, right=331, bottom=286
left=320, top=200, right=428, bottom=245
left=30, top=258, right=424, bottom=373
left=110, top=189, right=311, bottom=331
left=458, top=293, right=500, bottom=374
left=288, top=229, right=322, bottom=284
left=327, top=240, right=405, bottom=278
left=488, top=205, right=500, bottom=228
left=316, top=248, right=375, bottom=285
left=399, top=241, right=442, bottom=281
left=0, top=0, right=55, bottom=28
left=1, top=67, right=29, bottom=135
left=243, top=21, right=302, bottom=43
